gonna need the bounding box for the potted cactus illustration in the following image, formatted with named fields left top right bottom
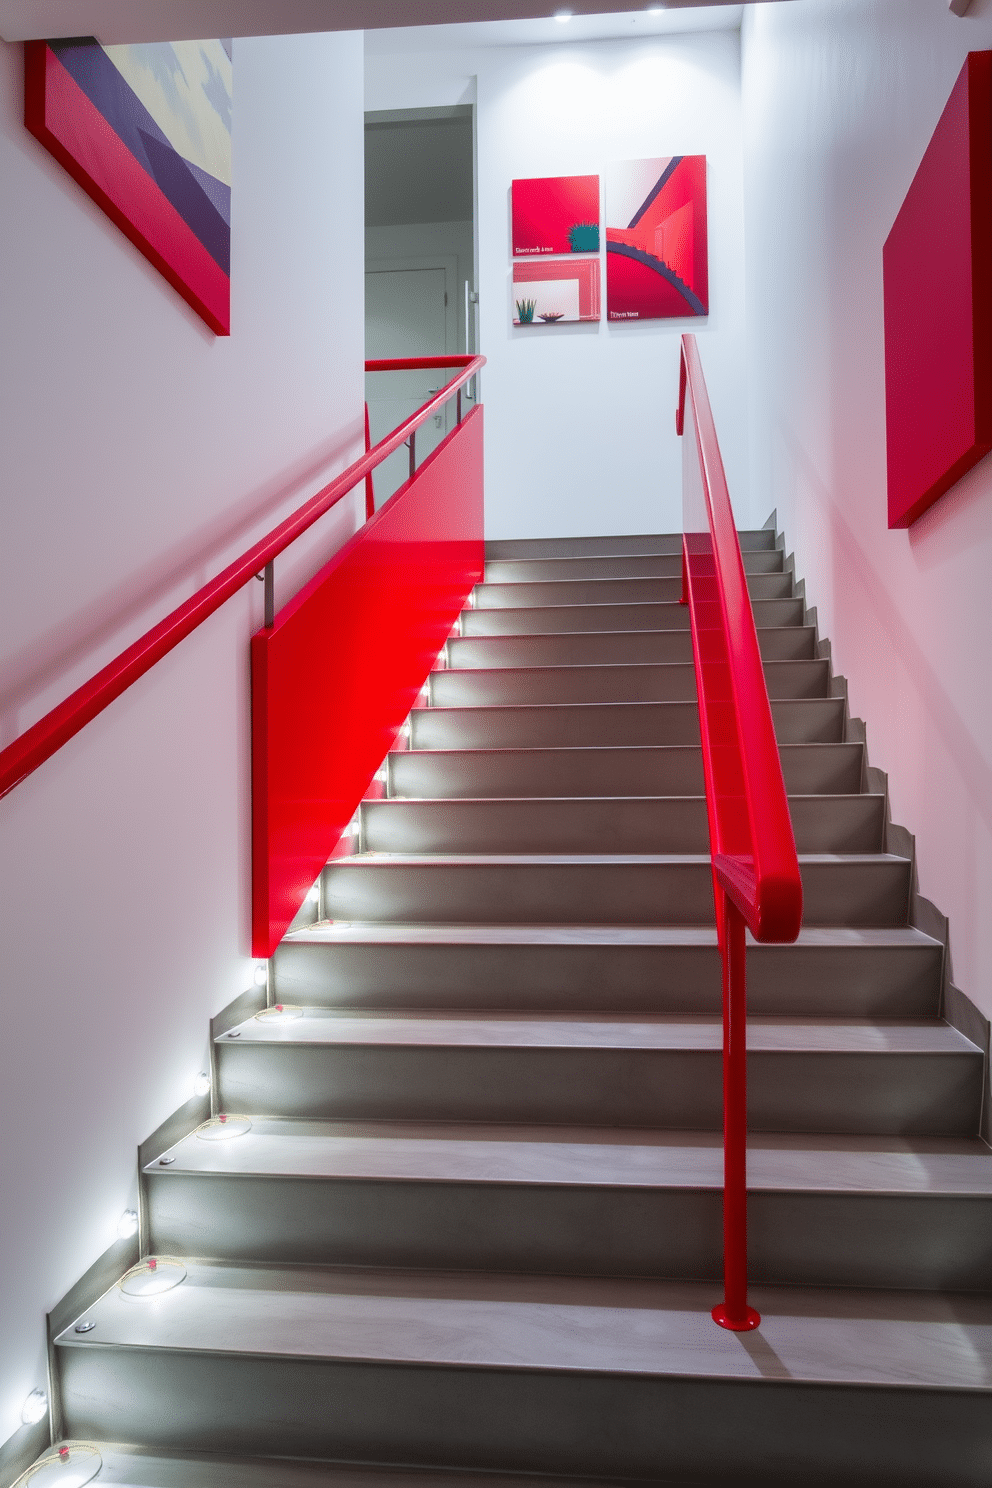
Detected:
left=515, top=298, right=537, bottom=324
left=568, top=222, right=599, bottom=252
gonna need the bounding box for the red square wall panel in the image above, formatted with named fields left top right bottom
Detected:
left=884, top=51, right=992, bottom=527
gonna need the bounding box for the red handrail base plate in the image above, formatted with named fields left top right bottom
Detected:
left=712, top=1303, right=761, bottom=1333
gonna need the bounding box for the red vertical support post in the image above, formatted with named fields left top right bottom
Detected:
left=364, top=402, right=375, bottom=520
left=712, top=895, right=761, bottom=1332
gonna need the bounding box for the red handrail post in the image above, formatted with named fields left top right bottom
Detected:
left=712, top=894, right=760, bottom=1332
left=364, top=402, right=375, bottom=520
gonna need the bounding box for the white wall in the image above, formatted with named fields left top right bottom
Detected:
left=367, top=28, right=748, bottom=538
left=741, top=0, right=992, bottom=1016
left=0, top=29, right=365, bottom=1447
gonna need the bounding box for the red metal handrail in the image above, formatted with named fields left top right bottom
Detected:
left=0, top=354, right=484, bottom=802
left=676, top=333, right=802, bottom=1333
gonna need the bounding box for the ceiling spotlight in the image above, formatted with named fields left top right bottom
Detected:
left=117, top=1209, right=139, bottom=1240
left=193, top=1071, right=211, bottom=1097
left=554, top=8, right=573, bottom=19
left=20, top=1388, right=47, bottom=1425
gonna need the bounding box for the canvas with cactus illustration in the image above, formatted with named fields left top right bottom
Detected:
left=512, top=175, right=601, bottom=256
left=512, top=258, right=600, bottom=325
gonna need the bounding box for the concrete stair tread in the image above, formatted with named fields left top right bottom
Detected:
left=365, top=793, right=879, bottom=806
left=435, top=658, right=822, bottom=677
left=148, top=1119, right=992, bottom=1195
left=414, top=699, right=837, bottom=718
left=217, top=1010, right=974, bottom=1055
left=484, top=531, right=775, bottom=556
left=361, top=794, right=885, bottom=854
left=55, top=1260, right=992, bottom=1391
left=45, top=1445, right=648, bottom=1488
left=285, top=922, right=939, bottom=950
left=339, top=852, right=907, bottom=867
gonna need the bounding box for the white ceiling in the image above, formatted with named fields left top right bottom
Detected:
left=367, top=6, right=744, bottom=53
left=0, top=0, right=757, bottom=45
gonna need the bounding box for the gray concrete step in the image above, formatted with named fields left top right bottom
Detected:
left=447, top=625, right=818, bottom=668
left=144, top=1119, right=992, bottom=1291
left=462, top=597, right=804, bottom=636
left=408, top=697, right=844, bottom=750
left=54, top=1262, right=992, bottom=1485
left=484, top=529, right=776, bottom=557
left=388, top=743, right=865, bottom=799
left=472, top=573, right=793, bottom=608
left=32, top=1446, right=663, bottom=1488
left=431, top=659, right=829, bottom=706
left=213, top=1009, right=978, bottom=1133
left=321, top=853, right=909, bottom=927
left=360, top=795, right=884, bottom=856
left=274, top=924, right=943, bottom=1019
left=484, top=548, right=785, bottom=581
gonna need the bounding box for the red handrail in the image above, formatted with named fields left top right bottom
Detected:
left=677, top=333, right=802, bottom=1333
left=0, top=354, right=484, bottom=802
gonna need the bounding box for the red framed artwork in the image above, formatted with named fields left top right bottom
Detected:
left=512, top=174, right=600, bottom=257
left=606, top=155, right=708, bottom=321
left=512, top=258, right=600, bottom=325
left=25, top=37, right=232, bottom=335
left=883, top=51, right=992, bottom=528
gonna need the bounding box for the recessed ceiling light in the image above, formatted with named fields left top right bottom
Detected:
left=554, top=9, right=573, bottom=20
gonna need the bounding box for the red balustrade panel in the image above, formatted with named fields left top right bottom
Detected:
left=251, top=406, right=484, bottom=956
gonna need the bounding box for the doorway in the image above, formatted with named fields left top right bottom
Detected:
left=365, top=105, right=477, bottom=506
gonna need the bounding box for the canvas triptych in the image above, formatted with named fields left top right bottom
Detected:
left=510, top=158, right=708, bottom=327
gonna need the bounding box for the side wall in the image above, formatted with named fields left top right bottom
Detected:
left=0, top=30, right=365, bottom=1447
left=367, top=28, right=748, bottom=538
left=741, top=0, right=992, bottom=1017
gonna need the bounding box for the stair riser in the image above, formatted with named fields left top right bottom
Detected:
left=361, top=796, right=884, bottom=855
left=473, top=575, right=793, bottom=607
left=485, top=530, right=776, bottom=557
left=409, top=699, right=844, bottom=750
left=484, top=550, right=785, bottom=581
left=56, top=1341, right=992, bottom=1486
left=273, top=940, right=942, bottom=1018
left=431, top=660, right=829, bottom=706
left=462, top=598, right=804, bottom=636
left=389, top=744, right=865, bottom=799
left=145, top=1175, right=992, bottom=1292
left=322, top=859, right=910, bottom=927
left=215, top=1045, right=978, bottom=1134
left=447, top=626, right=818, bottom=667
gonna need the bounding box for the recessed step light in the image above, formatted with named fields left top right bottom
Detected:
left=196, top=1114, right=252, bottom=1140
left=119, top=1256, right=187, bottom=1297
left=13, top=1444, right=102, bottom=1487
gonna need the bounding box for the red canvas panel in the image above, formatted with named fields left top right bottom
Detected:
left=251, top=408, right=485, bottom=955
left=512, top=175, right=600, bottom=256
left=884, top=51, right=992, bottom=527
left=24, top=41, right=230, bottom=335
left=512, top=257, right=600, bottom=322
left=606, top=156, right=708, bottom=321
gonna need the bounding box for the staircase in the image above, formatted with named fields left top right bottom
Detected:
left=44, top=531, right=992, bottom=1488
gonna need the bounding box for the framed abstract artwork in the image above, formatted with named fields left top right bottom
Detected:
left=605, top=155, right=708, bottom=321
left=512, top=174, right=600, bottom=257
left=25, top=37, right=232, bottom=335
left=512, top=257, right=600, bottom=325
left=883, top=51, right=992, bottom=527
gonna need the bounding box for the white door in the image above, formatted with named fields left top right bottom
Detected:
left=366, top=265, right=451, bottom=507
